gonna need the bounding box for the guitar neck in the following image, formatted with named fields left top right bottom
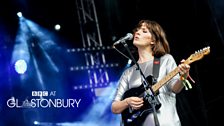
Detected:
left=152, top=58, right=192, bottom=92
left=152, top=67, right=179, bottom=92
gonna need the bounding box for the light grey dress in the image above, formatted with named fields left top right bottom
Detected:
left=113, top=54, right=181, bottom=126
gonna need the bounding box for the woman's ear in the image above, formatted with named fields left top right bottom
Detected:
left=150, top=41, right=155, bottom=45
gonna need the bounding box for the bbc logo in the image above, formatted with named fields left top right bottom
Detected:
left=32, top=91, right=48, bottom=96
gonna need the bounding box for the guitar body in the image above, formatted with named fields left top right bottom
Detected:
left=121, top=75, right=161, bottom=126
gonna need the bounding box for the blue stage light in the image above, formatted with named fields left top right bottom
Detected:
left=14, top=59, right=27, bottom=74
left=17, top=12, right=23, bottom=17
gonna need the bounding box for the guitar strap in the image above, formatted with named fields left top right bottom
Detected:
left=152, top=57, right=160, bottom=84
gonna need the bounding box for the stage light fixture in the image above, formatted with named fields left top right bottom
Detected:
left=54, top=24, right=61, bottom=31
left=17, top=12, right=23, bottom=17
left=14, top=59, right=27, bottom=74
left=33, top=121, right=39, bottom=125
left=127, top=59, right=132, bottom=65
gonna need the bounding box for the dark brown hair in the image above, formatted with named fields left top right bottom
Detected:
left=133, top=20, right=170, bottom=57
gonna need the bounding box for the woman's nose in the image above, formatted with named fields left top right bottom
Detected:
left=135, top=31, right=140, bottom=36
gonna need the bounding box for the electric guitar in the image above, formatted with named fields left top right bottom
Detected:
left=121, top=46, right=210, bottom=126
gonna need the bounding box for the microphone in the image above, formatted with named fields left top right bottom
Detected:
left=113, top=33, right=133, bottom=46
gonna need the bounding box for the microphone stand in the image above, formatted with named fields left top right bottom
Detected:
left=121, top=40, right=160, bottom=126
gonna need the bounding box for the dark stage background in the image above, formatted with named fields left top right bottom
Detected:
left=0, top=0, right=224, bottom=126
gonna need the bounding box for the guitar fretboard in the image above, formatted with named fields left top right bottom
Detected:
left=152, top=67, right=179, bottom=92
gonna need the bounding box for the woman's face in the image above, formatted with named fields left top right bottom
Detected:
left=133, top=23, right=154, bottom=48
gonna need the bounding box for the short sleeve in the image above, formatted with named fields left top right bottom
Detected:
left=165, top=54, right=180, bottom=91
left=113, top=69, right=130, bottom=101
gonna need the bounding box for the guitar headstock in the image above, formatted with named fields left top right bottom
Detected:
left=186, top=46, right=210, bottom=64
